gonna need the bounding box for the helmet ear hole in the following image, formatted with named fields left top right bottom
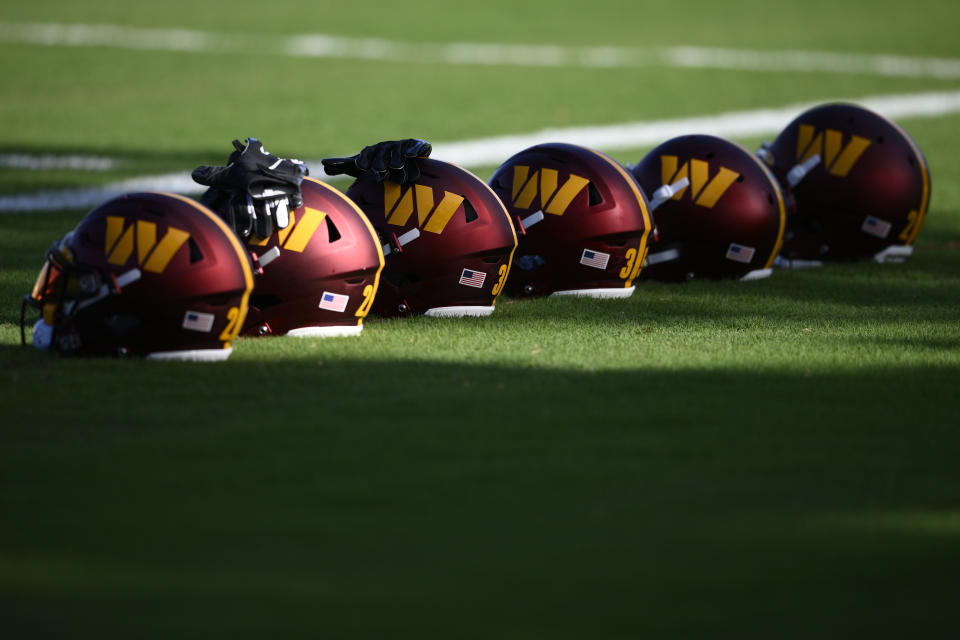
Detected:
left=325, top=215, right=341, bottom=242
left=464, top=200, right=479, bottom=223
left=588, top=183, right=603, bottom=206
left=188, top=238, right=204, bottom=263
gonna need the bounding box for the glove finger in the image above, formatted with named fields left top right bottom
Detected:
left=192, top=165, right=230, bottom=186
left=403, top=139, right=432, bottom=158
left=272, top=198, right=290, bottom=229
left=228, top=194, right=255, bottom=239
left=321, top=157, right=362, bottom=178
left=270, top=158, right=308, bottom=182
left=387, top=144, right=406, bottom=171
left=402, top=157, right=422, bottom=185
left=367, top=144, right=392, bottom=174
left=254, top=205, right=273, bottom=239
left=356, top=145, right=378, bottom=172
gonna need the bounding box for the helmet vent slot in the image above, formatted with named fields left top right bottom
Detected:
left=325, top=215, right=342, bottom=242
left=345, top=277, right=365, bottom=284
left=188, top=238, right=204, bottom=263
left=464, top=200, right=479, bottom=223
left=481, top=256, right=501, bottom=264
left=588, top=183, right=603, bottom=206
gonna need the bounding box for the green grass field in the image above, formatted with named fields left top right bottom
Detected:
left=2, top=1, right=960, bottom=637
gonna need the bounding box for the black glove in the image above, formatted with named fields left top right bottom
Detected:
left=192, top=138, right=308, bottom=239
left=321, top=139, right=431, bottom=186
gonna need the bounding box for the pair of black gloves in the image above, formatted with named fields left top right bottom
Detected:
left=192, top=138, right=432, bottom=239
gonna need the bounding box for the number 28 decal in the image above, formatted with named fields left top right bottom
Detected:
left=355, top=284, right=376, bottom=318
left=218, top=307, right=242, bottom=342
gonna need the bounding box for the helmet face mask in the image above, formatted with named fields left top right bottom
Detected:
left=238, top=178, right=385, bottom=337
left=346, top=158, right=517, bottom=317
left=630, top=135, right=786, bottom=282
left=761, top=102, right=930, bottom=263
left=489, top=143, right=653, bottom=298
left=22, top=193, right=254, bottom=361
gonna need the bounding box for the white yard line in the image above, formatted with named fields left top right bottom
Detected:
left=1, top=21, right=959, bottom=77
left=0, top=153, right=118, bottom=171
left=3, top=88, right=960, bottom=213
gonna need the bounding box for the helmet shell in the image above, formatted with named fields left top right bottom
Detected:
left=32, top=192, right=253, bottom=359
left=630, top=135, right=786, bottom=281
left=489, top=143, right=653, bottom=297
left=764, top=102, right=930, bottom=261
left=346, top=158, right=517, bottom=317
left=242, top=178, right=384, bottom=336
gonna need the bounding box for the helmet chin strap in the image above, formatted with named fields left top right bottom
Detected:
left=75, top=268, right=142, bottom=311
left=381, top=228, right=420, bottom=256
left=648, top=177, right=691, bottom=212
left=787, top=154, right=821, bottom=188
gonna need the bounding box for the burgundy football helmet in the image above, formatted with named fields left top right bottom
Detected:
left=630, top=135, right=786, bottom=281
left=345, top=158, right=517, bottom=317
left=22, top=192, right=254, bottom=360
left=241, top=177, right=384, bottom=337
left=758, top=102, right=930, bottom=264
left=488, top=143, right=653, bottom=298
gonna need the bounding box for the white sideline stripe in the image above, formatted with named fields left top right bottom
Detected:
left=2, top=21, right=960, bottom=78
left=429, top=89, right=960, bottom=167
left=665, top=46, right=960, bottom=80
left=3, top=89, right=960, bottom=213
left=0, top=153, right=117, bottom=171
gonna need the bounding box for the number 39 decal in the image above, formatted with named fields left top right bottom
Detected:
left=491, top=264, right=509, bottom=296
left=619, top=245, right=646, bottom=282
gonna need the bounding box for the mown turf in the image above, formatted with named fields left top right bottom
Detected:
left=1, top=0, right=960, bottom=637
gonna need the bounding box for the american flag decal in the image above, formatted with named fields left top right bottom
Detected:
left=861, top=216, right=892, bottom=239
left=318, top=291, right=349, bottom=313
left=459, top=268, right=486, bottom=288
left=182, top=310, right=215, bottom=333
left=725, top=243, right=756, bottom=264
left=580, top=249, right=610, bottom=270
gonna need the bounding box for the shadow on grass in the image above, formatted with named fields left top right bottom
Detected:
left=1, top=352, right=959, bottom=638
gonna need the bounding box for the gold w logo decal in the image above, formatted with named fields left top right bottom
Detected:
left=510, top=166, right=589, bottom=215
left=796, top=124, right=871, bottom=178
left=249, top=207, right=326, bottom=252
left=383, top=183, right=463, bottom=234
left=660, top=156, right=739, bottom=208
left=104, top=216, right=190, bottom=273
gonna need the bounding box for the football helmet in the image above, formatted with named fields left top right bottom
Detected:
left=758, top=102, right=930, bottom=263
left=629, top=135, right=786, bottom=281
left=345, top=158, right=517, bottom=317
left=241, top=177, right=385, bottom=337
left=488, top=142, right=653, bottom=298
left=22, top=192, right=254, bottom=360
